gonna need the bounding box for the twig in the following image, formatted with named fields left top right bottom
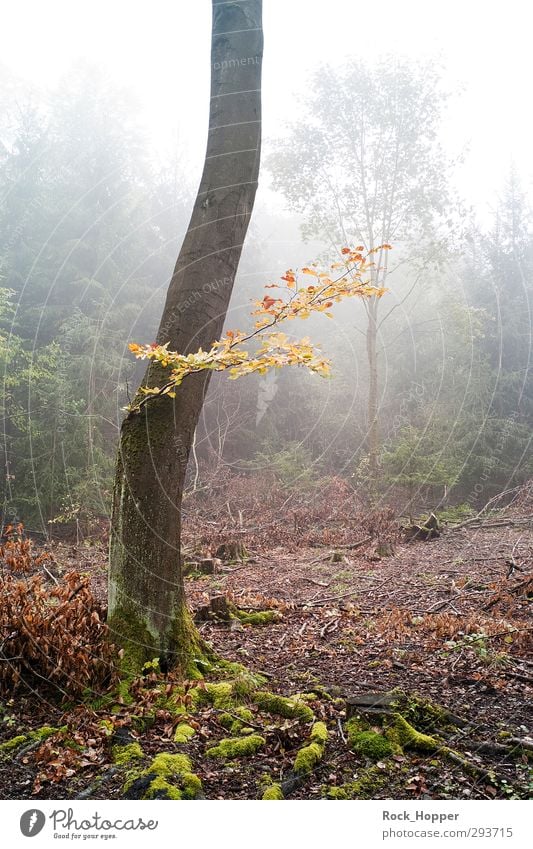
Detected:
left=303, top=579, right=389, bottom=608
left=507, top=736, right=533, bottom=752
left=448, top=486, right=526, bottom=530
left=450, top=515, right=533, bottom=532
left=212, top=706, right=263, bottom=731
left=41, top=564, right=59, bottom=585
left=472, top=626, right=533, bottom=642
left=425, top=597, right=457, bottom=613
left=502, top=670, right=533, bottom=685
left=342, top=537, right=373, bottom=551
left=320, top=618, right=340, bottom=638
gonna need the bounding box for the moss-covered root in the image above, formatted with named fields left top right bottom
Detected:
left=324, top=764, right=393, bottom=800
left=123, top=753, right=203, bottom=800
left=218, top=707, right=255, bottom=735
left=0, top=725, right=59, bottom=756
left=346, top=718, right=395, bottom=761
left=206, top=734, right=265, bottom=759
left=191, top=674, right=258, bottom=711
left=112, top=742, right=144, bottom=766
left=254, top=691, right=314, bottom=722
left=388, top=714, right=439, bottom=752
left=262, top=783, right=284, bottom=800
left=234, top=608, right=282, bottom=627
left=294, top=722, right=328, bottom=775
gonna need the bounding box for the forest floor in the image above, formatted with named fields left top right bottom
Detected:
left=0, top=505, right=532, bottom=801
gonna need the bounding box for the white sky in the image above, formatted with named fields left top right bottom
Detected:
left=2, top=0, right=533, bottom=219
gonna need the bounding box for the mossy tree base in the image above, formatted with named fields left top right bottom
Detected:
left=107, top=604, right=215, bottom=690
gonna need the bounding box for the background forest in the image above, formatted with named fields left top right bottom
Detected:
left=1, top=60, right=532, bottom=535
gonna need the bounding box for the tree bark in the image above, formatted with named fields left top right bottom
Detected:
left=366, top=295, right=379, bottom=476
left=108, top=0, right=263, bottom=673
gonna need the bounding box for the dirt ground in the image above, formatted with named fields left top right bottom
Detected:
left=1, top=516, right=531, bottom=800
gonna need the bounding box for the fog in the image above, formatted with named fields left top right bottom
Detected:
left=1, top=0, right=532, bottom=530
left=4, top=0, right=532, bottom=213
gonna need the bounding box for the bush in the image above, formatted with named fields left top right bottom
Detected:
left=0, top=529, right=116, bottom=698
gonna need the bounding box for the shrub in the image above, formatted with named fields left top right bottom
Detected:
left=0, top=529, right=116, bottom=697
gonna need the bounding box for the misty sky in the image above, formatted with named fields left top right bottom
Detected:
left=2, top=0, right=533, bottom=220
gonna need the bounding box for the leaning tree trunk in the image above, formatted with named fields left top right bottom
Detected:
left=108, top=0, right=263, bottom=673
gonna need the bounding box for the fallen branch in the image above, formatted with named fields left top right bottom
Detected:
left=320, top=618, right=339, bottom=638
left=302, top=579, right=389, bottom=608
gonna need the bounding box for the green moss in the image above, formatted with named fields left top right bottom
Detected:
left=33, top=725, right=59, bottom=740
left=132, top=714, right=156, bottom=733
left=173, top=723, right=196, bottom=744
left=192, top=677, right=259, bottom=711
left=181, top=771, right=203, bottom=798
left=150, top=753, right=192, bottom=777
left=346, top=718, right=394, bottom=759
left=112, top=742, right=144, bottom=765
left=0, top=725, right=60, bottom=755
left=144, top=776, right=183, bottom=800
left=206, top=734, right=265, bottom=759
left=107, top=601, right=213, bottom=681
left=294, top=742, right=323, bottom=774
left=349, top=730, right=394, bottom=760
left=294, top=722, right=328, bottom=774
left=154, top=692, right=187, bottom=716
left=107, top=608, right=158, bottom=681
left=402, top=693, right=456, bottom=731
left=193, top=681, right=235, bottom=710
left=262, top=783, right=284, bottom=799
left=221, top=706, right=256, bottom=734
left=235, top=707, right=254, bottom=723
left=327, top=764, right=393, bottom=800
left=254, top=691, right=314, bottom=722
left=116, top=677, right=134, bottom=706
left=123, top=751, right=202, bottom=800
left=327, top=787, right=349, bottom=799
left=234, top=609, right=281, bottom=626
left=210, top=659, right=266, bottom=689
left=232, top=674, right=258, bottom=700
left=310, top=721, right=328, bottom=744
left=387, top=714, right=439, bottom=752
left=345, top=716, right=364, bottom=734
left=0, top=734, right=27, bottom=752
left=218, top=713, right=234, bottom=730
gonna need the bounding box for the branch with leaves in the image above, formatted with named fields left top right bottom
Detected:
left=127, top=246, right=390, bottom=411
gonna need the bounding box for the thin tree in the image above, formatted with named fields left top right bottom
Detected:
left=108, top=0, right=263, bottom=673
left=268, top=59, right=450, bottom=477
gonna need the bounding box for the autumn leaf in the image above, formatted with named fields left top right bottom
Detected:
left=126, top=244, right=390, bottom=411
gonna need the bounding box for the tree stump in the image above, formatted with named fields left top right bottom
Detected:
left=215, top=541, right=247, bottom=561
left=194, top=594, right=232, bottom=623
left=403, top=513, right=440, bottom=542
